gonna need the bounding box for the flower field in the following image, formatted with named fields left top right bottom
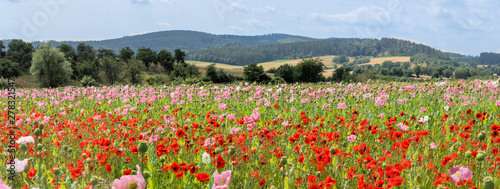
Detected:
left=1, top=80, right=500, bottom=189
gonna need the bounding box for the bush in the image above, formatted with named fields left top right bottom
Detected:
left=146, top=76, right=156, bottom=85
left=270, top=77, right=286, bottom=84
left=155, top=75, right=169, bottom=84
left=184, top=77, right=200, bottom=85
left=81, top=75, right=97, bottom=87
left=0, top=77, right=8, bottom=89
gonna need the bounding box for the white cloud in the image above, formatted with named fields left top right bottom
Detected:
left=158, top=22, right=171, bottom=27
left=230, top=26, right=244, bottom=32
left=252, top=6, right=276, bottom=13
left=497, top=48, right=500, bottom=53
left=309, top=6, right=393, bottom=25
left=242, top=18, right=271, bottom=28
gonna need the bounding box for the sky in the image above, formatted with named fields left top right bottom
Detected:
left=1, top=0, right=499, bottom=55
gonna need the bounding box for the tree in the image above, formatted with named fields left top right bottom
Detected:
left=57, top=44, right=76, bottom=61
left=30, top=43, right=72, bottom=88
left=157, top=49, right=174, bottom=74
left=128, top=64, right=142, bottom=85
left=76, top=60, right=99, bottom=80
left=275, top=64, right=295, bottom=83
left=243, top=62, right=270, bottom=83
left=414, top=65, right=421, bottom=78
left=136, top=47, right=156, bottom=70
left=170, top=65, right=188, bottom=80
left=332, top=55, right=349, bottom=64
left=332, top=66, right=351, bottom=82
left=443, top=69, right=453, bottom=78
left=454, top=68, right=470, bottom=79
left=431, top=71, right=440, bottom=79
left=119, top=47, right=135, bottom=63
left=97, top=48, right=115, bottom=59
left=101, top=57, right=123, bottom=85
left=0, top=41, right=5, bottom=58
left=174, top=49, right=187, bottom=67
left=402, top=62, right=411, bottom=70
left=390, top=67, right=403, bottom=76
left=185, top=64, right=201, bottom=78
left=6, top=39, right=33, bottom=72
left=206, top=63, right=219, bottom=83
left=295, top=58, right=324, bottom=83
left=76, top=43, right=96, bottom=62
left=0, top=59, right=21, bottom=78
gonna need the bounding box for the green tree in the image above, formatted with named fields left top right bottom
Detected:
left=128, top=64, right=142, bottom=85
left=414, top=65, right=421, bottom=78
left=57, top=44, right=76, bottom=61
left=0, top=41, right=6, bottom=58
left=30, top=43, right=72, bottom=88
left=332, top=66, right=351, bottom=82
left=295, top=58, right=324, bottom=83
left=454, top=68, right=470, bottom=79
left=0, top=59, right=21, bottom=78
left=332, top=55, right=349, bottom=64
left=431, top=71, right=440, bottom=79
left=119, top=47, right=135, bottom=63
left=443, top=69, right=453, bottom=78
left=76, top=60, right=99, bottom=80
left=206, top=63, right=219, bottom=83
left=76, top=43, right=96, bottom=62
left=174, top=49, right=186, bottom=67
left=275, top=64, right=295, bottom=83
left=136, top=47, right=157, bottom=70
left=97, top=48, right=115, bottom=59
left=185, top=64, right=201, bottom=78
left=157, top=50, right=174, bottom=74
left=402, top=62, right=411, bottom=70
left=170, top=65, right=188, bottom=80
left=390, top=67, right=403, bottom=76
left=243, top=62, right=270, bottom=83
left=6, top=39, right=33, bottom=72
left=101, top=57, right=123, bottom=85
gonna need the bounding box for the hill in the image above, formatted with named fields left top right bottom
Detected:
left=7, top=30, right=316, bottom=53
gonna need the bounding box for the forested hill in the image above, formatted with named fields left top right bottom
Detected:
left=25, top=30, right=316, bottom=52
left=187, top=38, right=452, bottom=65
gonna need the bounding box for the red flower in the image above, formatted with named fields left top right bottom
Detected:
left=106, top=164, right=112, bottom=173
left=259, top=179, right=266, bottom=188
left=176, top=129, right=185, bottom=138
left=195, top=173, right=210, bottom=182
left=212, top=154, right=226, bottom=169
left=123, top=170, right=132, bottom=175
left=389, top=176, right=404, bottom=186
left=28, top=167, right=36, bottom=179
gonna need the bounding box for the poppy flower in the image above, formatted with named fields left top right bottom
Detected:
left=212, top=170, right=232, bottom=189
left=212, top=154, right=226, bottom=169
left=195, top=173, right=210, bottom=182
left=112, top=165, right=146, bottom=189
left=448, top=166, right=472, bottom=183
left=0, top=178, right=11, bottom=189
left=259, top=179, right=266, bottom=188
left=28, top=167, right=36, bottom=179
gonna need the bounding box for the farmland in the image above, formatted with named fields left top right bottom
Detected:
left=1, top=79, right=500, bottom=188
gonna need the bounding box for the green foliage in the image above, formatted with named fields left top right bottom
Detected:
left=174, top=49, right=186, bottom=67
left=157, top=50, right=174, bottom=74
left=81, top=75, right=97, bottom=87
left=137, top=47, right=157, bottom=70
left=170, top=65, right=188, bottom=80
left=97, top=48, right=116, bottom=59
left=101, top=57, right=123, bottom=85
left=0, top=58, right=21, bottom=78
left=185, top=64, right=201, bottom=78
left=479, top=52, right=500, bottom=65
left=76, top=43, right=96, bottom=62
left=454, top=68, right=470, bottom=79
left=266, top=67, right=277, bottom=73
left=275, top=64, right=295, bottom=83
left=6, top=39, right=33, bottom=72
left=0, top=41, right=5, bottom=58
left=0, top=77, right=8, bottom=89
left=431, top=71, right=440, bottom=79
left=129, top=65, right=142, bottom=85
left=414, top=65, right=421, bottom=78
left=30, top=43, right=73, bottom=88
left=332, top=55, right=349, bottom=64
left=75, top=60, right=99, bottom=80
left=331, top=66, right=352, bottom=82
left=184, top=77, right=200, bottom=85
left=352, top=56, right=371, bottom=64
left=119, top=47, right=135, bottom=63
left=243, top=63, right=270, bottom=83
left=146, top=76, right=156, bottom=85
left=57, top=44, right=76, bottom=61
left=295, top=58, right=324, bottom=83
left=270, top=76, right=285, bottom=84
left=443, top=69, right=453, bottom=78
left=204, top=63, right=233, bottom=83
left=390, top=67, right=403, bottom=76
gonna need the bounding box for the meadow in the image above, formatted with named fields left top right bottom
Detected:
left=1, top=79, right=500, bottom=189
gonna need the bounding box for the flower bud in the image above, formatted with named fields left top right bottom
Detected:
left=34, top=129, right=42, bottom=136
left=63, top=145, right=69, bottom=151
left=143, top=171, right=150, bottom=180
left=39, top=124, right=44, bottom=130
left=478, top=132, right=486, bottom=141
left=228, top=147, right=235, bottom=156
left=483, top=176, right=494, bottom=189
left=53, top=168, right=61, bottom=176
left=90, top=177, right=99, bottom=185
left=215, top=147, right=223, bottom=154
left=68, top=148, right=73, bottom=153
left=138, top=142, right=148, bottom=153
left=476, top=151, right=485, bottom=161
left=280, top=157, right=288, bottom=165
left=20, top=144, right=28, bottom=152
left=465, top=151, right=472, bottom=158
left=37, top=144, right=43, bottom=151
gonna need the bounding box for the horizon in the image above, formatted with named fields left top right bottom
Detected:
left=1, top=0, right=500, bottom=56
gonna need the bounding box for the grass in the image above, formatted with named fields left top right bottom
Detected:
left=359, top=56, right=411, bottom=65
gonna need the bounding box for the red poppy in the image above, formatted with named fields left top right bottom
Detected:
left=123, top=170, right=132, bottom=175
left=106, top=164, right=112, bottom=173
left=28, top=167, right=36, bottom=179
left=195, top=173, right=210, bottom=182
left=259, top=179, right=266, bottom=188
left=212, top=154, right=226, bottom=169
left=176, top=129, right=185, bottom=138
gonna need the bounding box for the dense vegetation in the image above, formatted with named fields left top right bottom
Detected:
left=2, top=30, right=315, bottom=53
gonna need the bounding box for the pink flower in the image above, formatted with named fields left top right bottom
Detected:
left=322, top=103, right=330, bottom=109
left=448, top=166, right=472, bottom=183
left=148, top=135, right=159, bottom=143
left=338, top=103, right=347, bottom=110
left=397, top=123, right=408, bottom=131
left=347, top=134, right=356, bottom=142
left=218, top=103, right=228, bottom=111
left=430, top=142, right=437, bottom=149
left=496, top=100, right=500, bottom=107
left=16, top=136, right=35, bottom=144
left=204, top=138, right=216, bottom=146
left=112, top=165, right=146, bottom=189
left=379, top=113, right=384, bottom=119
left=13, top=158, right=29, bottom=173
left=212, top=170, right=232, bottom=189
left=0, top=177, right=11, bottom=189
left=230, top=127, right=241, bottom=135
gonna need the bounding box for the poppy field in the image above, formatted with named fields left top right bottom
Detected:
left=1, top=80, right=500, bottom=189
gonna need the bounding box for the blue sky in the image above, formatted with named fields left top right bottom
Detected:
left=1, top=0, right=499, bottom=55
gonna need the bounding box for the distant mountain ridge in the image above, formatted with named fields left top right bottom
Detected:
left=14, top=30, right=317, bottom=53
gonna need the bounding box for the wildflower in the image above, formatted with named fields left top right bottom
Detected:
left=397, top=123, right=409, bottom=131
left=112, top=165, right=146, bottom=189
left=219, top=103, right=228, bottom=111
left=11, top=158, right=29, bottom=173
left=229, top=127, right=241, bottom=135
left=204, top=138, right=216, bottom=147
left=195, top=173, right=210, bottom=182
left=0, top=177, right=11, bottom=189
left=338, top=103, right=347, bottom=110
left=202, top=152, right=211, bottom=164
left=347, top=134, right=356, bottom=142
left=430, top=142, right=437, bottom=149
left=16, top=136, right=35, bottom=144
left=448, top=166, right=472, bottom=183
left=212, top=170, right=232, bottom=189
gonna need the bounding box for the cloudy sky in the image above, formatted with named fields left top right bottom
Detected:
left=1, top=0, right=499, bottom=55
